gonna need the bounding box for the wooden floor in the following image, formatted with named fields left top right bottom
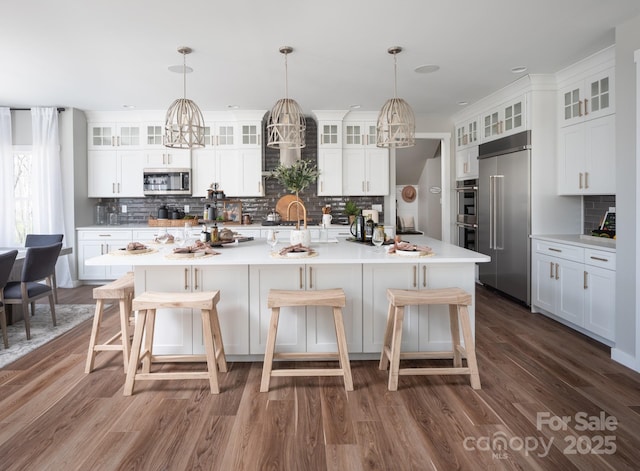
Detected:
left=1, top=285, right=639, bottom=470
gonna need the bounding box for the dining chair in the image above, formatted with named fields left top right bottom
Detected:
left=25, top=234, right=64, bottom=303
left=3, top=243, right=62, bottom=340
left=0, top=250, right=19, bottom=348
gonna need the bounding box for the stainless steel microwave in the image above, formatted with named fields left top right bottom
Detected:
left=143, top=168, right=191, bottom=195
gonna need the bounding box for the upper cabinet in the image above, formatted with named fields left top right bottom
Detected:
left=88, top=122, right=142, bottom=150
left=480, top=95, right=527, bottom=143
left=559, top=68, right=615, bottom=127
left=556, top=47, right=616, bottom=195
left=343, top=120, right=377, bottom=148
left=455, top=117, right=479, bottom=150
left=455, top=145, right=479, bottom=181
left=313, top=111, right=349, bottom=196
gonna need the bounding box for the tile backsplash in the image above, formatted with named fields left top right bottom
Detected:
left=583, top=195, right=615, bottom=234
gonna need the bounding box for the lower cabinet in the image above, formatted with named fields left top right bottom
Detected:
left=531, top=239, right=615, bottom=342
left=362, top=263, right=477, bottom=353
left=77, top=230, right=133, bottom=280
left=249, top=264, right=363, bottom=354
left=134, top=265, right=249, bottom=355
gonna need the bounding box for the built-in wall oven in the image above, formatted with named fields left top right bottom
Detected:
left=456, top=179, right=478, bottom=251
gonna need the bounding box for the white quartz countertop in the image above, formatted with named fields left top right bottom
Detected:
left=85, top=235, right=490, bottom=267
left=76, top=223, right=354, bottom=231
left=530, top=234, right=616, bottom=252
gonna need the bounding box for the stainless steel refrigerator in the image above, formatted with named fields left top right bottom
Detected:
left=478, top=131, right=531, bottom=305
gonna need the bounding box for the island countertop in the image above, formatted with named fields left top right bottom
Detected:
left=85, top=235, right=490, bottom=267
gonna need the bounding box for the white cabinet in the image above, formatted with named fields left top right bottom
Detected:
left=249, top=264, right=363, bottom=355
left=531, top=239, right=615, bottom=342
left=237, top=122, right=262, bottom=148
left=317, top=148, right=343, bottom=196
left=134, top=265, right=250, bottom=355
left=558, top=114, right=615, bottom=194
left=362, top=263, right=475, bottom=353
left=77, top=230, right=132, bottom=280
left=318, top=121, right=342, bottom=148
left=144, top=149, right=191, bottom=168
left=87, top=150, right=145, bottom=197
left=191, top=122, right=237, bottom=197
left=221, top=148, right=264, bottom=197
left=455, top=145, right=479, bottom=180
left=88, top=122, right=142, bottom=150
left=559, top=67, right=615, bottom=127
left=342, top=148, right=389, bottom=196
left=343, top=120, right=377, bottom=148
left=455, top=117, right=479, bottom=150
left=480, top=95, right=527, bottom=142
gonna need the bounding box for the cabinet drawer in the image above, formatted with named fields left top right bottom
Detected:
left=78, top=230, right=132, bottom=241
left=534, top=241, right=583, bottom=263
left=584, top=249, right=616, bottom=270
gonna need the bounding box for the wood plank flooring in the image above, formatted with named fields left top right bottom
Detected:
left=1, top=284, right=639, bottom=470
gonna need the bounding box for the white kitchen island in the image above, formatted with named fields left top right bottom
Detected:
left=85, top=236, right=490, bottom=360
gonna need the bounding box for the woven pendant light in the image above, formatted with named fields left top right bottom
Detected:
left=267, top=46, right=306, bottom=150
left=164, top=47, right=205, bottom=149
left=377, top=46, right=415, bottom=148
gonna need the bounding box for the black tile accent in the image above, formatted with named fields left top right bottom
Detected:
left=583, top=195, right=615, bottom=234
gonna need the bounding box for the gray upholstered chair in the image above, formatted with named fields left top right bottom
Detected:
left=0, top=250, right=19, bottom=348
left=25, top=234, right=64, bottom=303
left=4, top=243, right=62, bottom=340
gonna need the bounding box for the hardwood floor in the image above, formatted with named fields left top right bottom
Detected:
left=1, top=284, right=639, bottom=470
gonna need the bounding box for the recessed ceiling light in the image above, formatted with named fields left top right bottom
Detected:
left=414, top=64, right=440, bottom=74
left=349, top=104, right=361, bottom=109
left=122, top=104, right=135, bottom=109
left=511, top=66, right=527, bottom=74
left=168, top=65, right=193, bottom=74
left=227, top=105, right=239, bottom=109
left=457, top=101, right=468, bottom=106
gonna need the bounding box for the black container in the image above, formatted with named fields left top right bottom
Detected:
left=350, top=214, right=366, bottom=241
left=158, top=205, right=168, bottom=219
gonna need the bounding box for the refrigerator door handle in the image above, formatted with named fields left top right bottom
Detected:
left=495, top=175, right=504, bottom=250
left=489, top=175, right=494, bottom=249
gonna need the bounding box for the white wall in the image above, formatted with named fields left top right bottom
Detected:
left=612, top=15, right=640, bottom=371
left=418, top=155, right=442, bottom=240
left=396, top=185, right=419, bottom=229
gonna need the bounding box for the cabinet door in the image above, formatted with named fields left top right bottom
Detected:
left=144, top=149, right=191, bottom=168
left=532, top=253, right=557, bottom=313
left=559, top=81, right=584, bottom=127
left=343, top=123, right=363, bottom=147
left=135, top=266, right=193, bottom=355
left=77, top=241, right=106, bottom=280
left=557, top=123, right=585, bottom=194
left=317, top=148, right=343, bottom=196
left=583, top=266, right=615, bottom=341
left=239, top=149, right=264, bottom=196
left=238, top=123, right=261, bottom=148
left=482, top=110, right=500, bottom=141
left=362, top=264, right=419, bottom=352
left=319, top=122, right=341, bottom=148
left=365, top=148, right=389, bottom=195
left=89, top=123, right=116, bottom=149
left=249, top=265, right=306, bottom=354
left=117, top=151, right=145, bottom=197
left=585, top=68, right=615, bottom=120
left=583, top=115, right=615, bottom=194
left=456, top=146, right=479, bottom=180
left=556, top=259, right=584, bottom=326
left=194, top=265, right=250, bottom=355
left=305, top=264, right=362, bottom=353
left=192, top=149, right=222, bottom=197
left=88, top=151, right=118, bottom=197
left=502, top=97, right=525, bottom=136
left=342, top=149, right=366, bottom=196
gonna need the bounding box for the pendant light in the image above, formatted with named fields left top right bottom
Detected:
left=164, top=46, right=205, bottom=149
left=267, top=46, right=306, bottom=150
left=376, top=46, right=415, bottom=148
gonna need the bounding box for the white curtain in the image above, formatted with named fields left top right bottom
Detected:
left=0, top=108, right=17, bottom=246
left=31, top=107, right=72, bottom=288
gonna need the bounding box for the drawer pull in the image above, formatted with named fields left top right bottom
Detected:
left=413, top=265, right=417, bottom=288
left=550, top=261, right=554, bottom=278
left=309, top=267, right=313, bottom=289
left=590, top=256, right=608, bottom=262
left=584, top=271, right=588, bottom=289
left=299, top=267, right=303, bottom=289
left=423, top=265, right=427, bottom=288
left=555, top=263, right=559, bottom=280
left=194, top=268, right=199, bottom=290
left=184, top=268, right=188, bottom=290
left=548, top=247, right=562, bottom=253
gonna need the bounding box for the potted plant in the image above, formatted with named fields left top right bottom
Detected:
left=272, top=159, right=320, bottom=246
left=344, top=200, right=359, bottom=225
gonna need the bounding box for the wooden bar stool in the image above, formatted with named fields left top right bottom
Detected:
left=124, top=290, right=227, bottom=396
left=379, top=287, right=481, bottom=391
left=85, top=272, right=135, bottom=373
left=260, top=288, right=353, bottom=393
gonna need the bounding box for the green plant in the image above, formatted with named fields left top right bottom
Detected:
left=344, top=200, right=359, bottom=216
left=272, top=159, right=320, bottom=229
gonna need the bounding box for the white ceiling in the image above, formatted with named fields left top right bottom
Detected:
left=2, top=0, right=639, bottom=121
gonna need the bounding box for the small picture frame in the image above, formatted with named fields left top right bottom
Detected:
left=223, top=200, right=242, bottom=223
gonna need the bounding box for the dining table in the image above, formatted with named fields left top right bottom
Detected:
left=0, top=246, right=73, bottom=324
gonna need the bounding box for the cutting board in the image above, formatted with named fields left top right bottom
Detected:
left=276, top=195, right=303, bottom=221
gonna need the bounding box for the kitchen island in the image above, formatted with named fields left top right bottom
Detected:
left=86, top=236, right=489, bottom=360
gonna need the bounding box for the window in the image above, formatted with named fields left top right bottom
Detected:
left=13, top=146, right=33, bottom=243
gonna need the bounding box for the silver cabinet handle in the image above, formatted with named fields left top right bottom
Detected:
left=413, top=265, right=417, bottom=288
left=585, top=172, right=589, bottom=189
left=584, top=271, right=588, bottom=289
left=194, top=268, right=199, bottom=290
left=309, top=267, right=313, bottom=289
left=590, top=256, right=608, bottom=262
left=584, top=98, right=589, bottom=116
left=579, top=172, right=583, bottom=189
left=423, top=266, right=427, bottom=288
left=299, top=267, right=303, bottom=289
left=550, top=261, right=554, bottom=278
left=184, top=268, right=188, bottom=290
left=548, top=247, right=562, bottom=253
left=555, top=263, right=559, bottom=280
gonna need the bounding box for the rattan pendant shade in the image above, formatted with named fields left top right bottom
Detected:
left=377, top=47, right=415, bottom=148
left=267, top=47, right=306, bottom=149
left=164, top=47, right=205, bottom=149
